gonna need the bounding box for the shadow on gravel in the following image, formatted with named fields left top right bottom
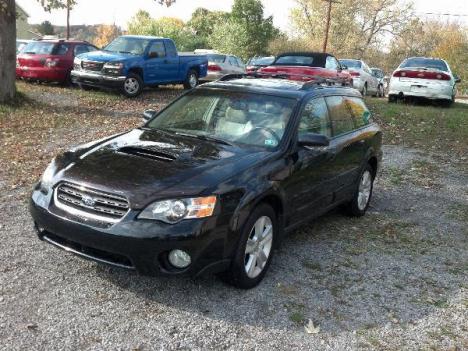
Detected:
left=94, top=181, right=466, bottom=334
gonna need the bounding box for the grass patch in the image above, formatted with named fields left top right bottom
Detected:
left=366, top=98, right=468, bottom=156
left=446, top=203, right=468, bottom=223
left=302, top=260, right=322, bottom=271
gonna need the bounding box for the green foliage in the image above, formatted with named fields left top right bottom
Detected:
left=208, top=0, right=279, bottom=60
left=188, top=7, right=229, bottom=40
left=127, top=11, right=204, bottom=51
left=37, top=20, right=54, bottom=35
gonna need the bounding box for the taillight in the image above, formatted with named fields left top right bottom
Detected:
left=393, top=70, right=451, bottom=80
left=349, top=71, right=360, bottom=77
left=45, top=58, right=60, bottom=68
left=208, top=64, right=222, bottom=72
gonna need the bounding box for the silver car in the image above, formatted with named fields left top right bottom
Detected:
left=200, top=53, right=246, bottom=81
left=371, top=68, right=388, bottom=97
left=340, top=59, right=380, bottom=96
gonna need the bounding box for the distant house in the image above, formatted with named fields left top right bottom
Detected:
left=16, top=3, right=34, bottom=39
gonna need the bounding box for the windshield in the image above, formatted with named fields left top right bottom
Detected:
left=22, top=42, right=56, bottom=55
left=104, top=37, right=150, bottom=55
left=339, top=60, right=361, bottom=69
left=371, top=69, right=383, bottom=78
left=147, top=91, right=297, bottom=149
left=249, top=56, right=275, bottom=66
left=274, top=55, right=315, bottom=66
left=400, top=58, right=448, bottom=72
left=207, top=54, right=226, bottom=63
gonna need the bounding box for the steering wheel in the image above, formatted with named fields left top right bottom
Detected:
left=245, top=127, right=281, bottom=145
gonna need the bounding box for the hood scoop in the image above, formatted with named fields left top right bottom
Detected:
left=118, top=146, right=178, bottom=162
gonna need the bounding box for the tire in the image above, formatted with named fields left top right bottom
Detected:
left=378, top=84, right=384, bottom=97
left=361, top=83, right=368, bottom=97
left=388, top=94, right=397, bottom=103
left=223, top=204, right=277, bottom=289
left=183, top=69, right=199, bottom=89
left=345, top=164, right=374, bottom=217
left=121, top=73, right=143, bottom=98
left=78, top=83, right=92, bottom=91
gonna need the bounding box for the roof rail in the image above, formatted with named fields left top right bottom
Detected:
left=217, top=72, right=350, bottom=90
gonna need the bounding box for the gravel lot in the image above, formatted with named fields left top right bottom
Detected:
left=0, top=84, right=467, bottom=350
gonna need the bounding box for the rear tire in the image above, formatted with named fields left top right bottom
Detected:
left=361, top=83, right=368, bottom=96
left=345, top=164, right=374, bottom=217
left=122, top=73, right=143, bottom=98
left=222, top=204, right=277, bottom=289
left=183, top=69, right=199, bottom=89
left=388, top=94, right=397, bottom=103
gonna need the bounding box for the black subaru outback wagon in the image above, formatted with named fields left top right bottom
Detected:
left=30, top=76, right=382, bottom=289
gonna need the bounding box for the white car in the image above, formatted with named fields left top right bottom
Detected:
left=388, top=57, right=461, bottom=105
left=339, top=59, right=380, bottom=96
left=198, top=53, right=246, bottom=81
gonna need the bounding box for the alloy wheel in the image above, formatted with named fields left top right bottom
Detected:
left=244, top=216, right=273, bottom=279
left=358, top=170, right=372, bottom=210
left=189, top=73, right=198, bottom=88
left=124, top=78, right=140, bottom=95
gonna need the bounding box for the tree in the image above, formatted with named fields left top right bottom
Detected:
left=37, top=20, right=55, bottom=35
left=93, top=24, right=121, bottom=48
left=208, top=0, right=279, bottom=60
left=0, top=0, right=176, bottom=103
left=127, top=11, right=204, bottom=51
left=187, top=7, right=229, bottom=45
left=291, top=0, right=413, bottom=59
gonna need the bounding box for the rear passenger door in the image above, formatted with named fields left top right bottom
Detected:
left=325, top=95, right=368, bottom=202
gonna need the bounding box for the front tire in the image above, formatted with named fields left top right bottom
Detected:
left=183, top=69, right=199, bottom=89
left=345, top=164, right=374, bottom=217
left=122, top=73, right=143, bottom=98
left=224, top=204, right=277, bottom=289
left=361, top=83, right=368, bottom=97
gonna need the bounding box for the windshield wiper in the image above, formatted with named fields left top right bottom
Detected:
left=175, top=132, right=234, bottom=146
left=118, top=51, right=132, bottom=54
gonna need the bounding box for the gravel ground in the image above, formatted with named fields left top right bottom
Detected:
left=0, top=85, right=467, bottom=350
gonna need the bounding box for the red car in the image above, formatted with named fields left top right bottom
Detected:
left=257, top=52, right=352, bottom=86
left=16, top=39, right=98, bottom=84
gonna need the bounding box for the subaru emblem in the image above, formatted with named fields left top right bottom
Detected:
left=81, top=195, right=96, bottom=207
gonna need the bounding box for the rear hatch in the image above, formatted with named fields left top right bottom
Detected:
left=17, top=41, right=65, bottom=68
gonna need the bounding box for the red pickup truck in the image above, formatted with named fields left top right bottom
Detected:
left=257, top=52, right=352, bottom=86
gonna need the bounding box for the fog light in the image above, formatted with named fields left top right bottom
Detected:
left=168, top=249, right=191, bottom=269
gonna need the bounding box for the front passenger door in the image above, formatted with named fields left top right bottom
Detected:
left=145, top=41, right=170, bottom=83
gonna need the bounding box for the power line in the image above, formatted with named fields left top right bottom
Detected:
left=417, top=12, right=468, bottom=17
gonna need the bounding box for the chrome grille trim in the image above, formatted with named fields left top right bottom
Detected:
left=81, top=60, right=104, bottom=72
left=54, top=182, right=129, bottom=223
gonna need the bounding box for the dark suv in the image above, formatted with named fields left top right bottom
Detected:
left=30, top=75, right=382, bottom=289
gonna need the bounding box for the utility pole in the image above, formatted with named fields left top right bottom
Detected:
left=322, top=0, right=340, bottom=53
left=66, top=0, right=71, bottom=39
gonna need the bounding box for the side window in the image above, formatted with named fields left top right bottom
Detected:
left=325, top=56, right=338, bottom=70
left=298, top=97, right=331, bottom=137
left=344, top=97, right=372, bottom=128
left=325, top=96, right=355, bottom=136
left=54, top=44, right=70, bottom=55
left=228, top=56, right=238, bottom=66
left=148, top=41, right=166, bottom=58
left=236, top=57, right=244, bottom=67
left=164, top=40, right=177, bottom=58
left=87, top=45, right=98, bottom=52
left=74, top=45, right=89, bottom=56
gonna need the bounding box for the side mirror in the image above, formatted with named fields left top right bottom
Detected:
left=341, top=64, right=348, bottom=70
left=143, top=109, right=157, bottom=122
left=298, top=133, right=330, bottom=148
left=148, top=52, right=159, bottom=59
left=454, top=74, right=461, bottom=83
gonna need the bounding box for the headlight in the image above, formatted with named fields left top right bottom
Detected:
left=138, top=196, right=217, bottom=223
left=73, top=57, right=82, bottom=65
left=103, top=62, right=124, bottom=69
left=40, top=160, right=56, bottom=193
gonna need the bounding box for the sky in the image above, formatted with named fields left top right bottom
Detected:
left=16, top=0, right=468, bottom=31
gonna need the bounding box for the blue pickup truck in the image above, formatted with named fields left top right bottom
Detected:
left=71, top=36, right=208, bottom=97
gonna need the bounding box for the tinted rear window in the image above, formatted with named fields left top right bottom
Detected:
left=274, top=56, right=315, bottom=66
left=21, top=42, right=70, bottom=55
left=339, top=60, right=361, bottom=69
left=249, top=56, right=275, bottom=66
left=207, top=54, right=226, bottom=63
left=400, top=58, right=448, bottom=72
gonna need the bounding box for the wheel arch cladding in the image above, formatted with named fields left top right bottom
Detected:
left=128, top=67, right=143, bottom=78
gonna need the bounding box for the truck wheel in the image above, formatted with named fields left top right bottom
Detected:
left=122, top=73, right=143, bottom=98
left=78, top=83, right=92, bottom=91
left=183, top=70, right=198, bottom=89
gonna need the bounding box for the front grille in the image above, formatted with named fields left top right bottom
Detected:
left=55, top=182, right=129, bottom=222
left=81, top=60, right=104, bottom=72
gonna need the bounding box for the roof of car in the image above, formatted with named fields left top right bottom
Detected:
left=200, top=77, right=361, bottom=99
left=277, top=51, right=333, bottom=58
left=120, top=35, right=164, bottom=40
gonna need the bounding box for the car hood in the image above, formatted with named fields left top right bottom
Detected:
left=77, top=50, right=134, bottom=63
left=58, top=129, right=268, bottom=208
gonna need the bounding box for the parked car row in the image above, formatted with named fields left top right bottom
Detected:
left=16, top=36, right=461, bottom=106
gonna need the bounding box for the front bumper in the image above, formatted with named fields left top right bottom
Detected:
left=16, top=66, right=69, bottom=82
left=30, top=187, right=233, bottom=277
left=71, top=70, right=126, bottom=89
left=388, top=78, right=454, bottom=100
